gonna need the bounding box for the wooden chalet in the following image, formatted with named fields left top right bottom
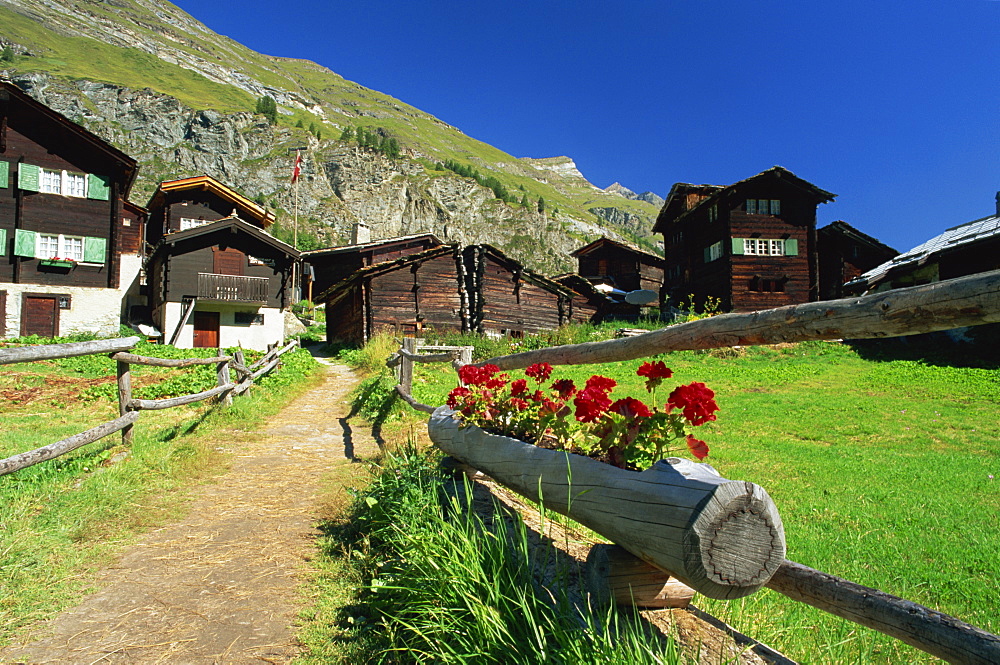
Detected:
left=464, top=245, right=575, bottom=337
left=302, top=232, right=442, bottom=298
left=817, top=221, right=897, bottom=300
left=844, top=196, right=1000, bottom=295
left=144, top=177, right=296, bottom=350
left=571, top=236, right=663, bottom=293
left=653, top=167, right=835, bottom=312
left=0, top=79, right=140, bottom=338
left=317, top=244, right=465, bottom=344
left=552, top=273, right=618, bottom=324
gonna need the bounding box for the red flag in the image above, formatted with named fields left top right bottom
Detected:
left=291, top=152, right=302, bottom=184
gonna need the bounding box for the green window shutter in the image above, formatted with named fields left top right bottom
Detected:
left=18, top=163, right=40, bottom=192
left=731, top=238, right=745, bottom=255
left=703, top=247, right=711, bottom=263
left=84, top=236, right=107, bottom=263
left=87, top=173, right=111, bottom=201
left=0, top=161, right=9, bottom=188
left=0, top=229, right=6, bottom=254
left=14, top=229, right=37, bottom=257
left=784, top=238, right=799, bottom=256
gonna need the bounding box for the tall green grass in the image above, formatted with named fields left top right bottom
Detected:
left=300, top=446, right=681, bottom=664
left=403, top=338, right=999, bottom=663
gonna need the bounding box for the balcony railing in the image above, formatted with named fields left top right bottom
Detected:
left=197, top=273, right=269, bottom=303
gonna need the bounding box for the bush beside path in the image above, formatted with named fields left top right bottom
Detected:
left=0, top=361, right=376, bottom=664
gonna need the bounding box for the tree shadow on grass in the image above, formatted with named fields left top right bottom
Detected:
left=847, top=323, right=1000, bottom=369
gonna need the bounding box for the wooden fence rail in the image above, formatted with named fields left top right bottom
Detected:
left=392, top=272, right=1000, bottom=663
left=0, top=337, right=299, bottom=476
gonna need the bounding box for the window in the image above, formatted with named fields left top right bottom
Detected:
left=14, top=229, right=106, bottom=264
left=746, top=199, right=780, bottom=215
left=704, top=241, right=723, bottom=263
left=38, top=234, right=84, bottom=261
left=180, top=217, right=212, bottom=230
left=735, top=237, right=798, bottom=256
left=234, top=311, right=264, bottom=325
left=749, top=277, right=786, bottom=292
left=708, top=204, right=718, bottom=223
left=38, top=168, right=88, bottom=198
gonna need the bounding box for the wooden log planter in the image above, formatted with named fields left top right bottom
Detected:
left=428, top=406, right=785, bottom=600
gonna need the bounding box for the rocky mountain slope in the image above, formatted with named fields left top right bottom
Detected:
left=0, top=0, right=663, bottom=274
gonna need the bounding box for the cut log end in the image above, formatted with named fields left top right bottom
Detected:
left=587, top=544, right=695, bottom=609
left=686, top=480, right=786, bottom=595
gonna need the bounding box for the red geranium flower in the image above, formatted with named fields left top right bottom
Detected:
left=637, top=361, right=672, bottom=379
left=574, top=387, right=612, bottom=423
left=667, top=382, right=720, bottom=426
left=551, top=379, right=577, bottom=400
left=510, top=378, right=528, bottom=396
left=525, top=362, right=553, bottom=384
left=446, top=386, right=471, bottom=409
left=509, top=397, right=529, bottom=411
left=458, top=364, right=499, bottom=386
left=610, top=397, right=653, bottom=419
left=584, top=375, right=617, bottom=393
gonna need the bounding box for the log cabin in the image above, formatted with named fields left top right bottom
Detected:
left=844, top=195, right=1000, bottom=295
left=144, top=176, right=297, bottom=350
left=571, top=236, right=663, bottom=294
left=817, top=221, right=897, bottom=300
left=0, top=79, right=141, bottom=338
left=302, top=230, right=442, bottom=299
left=463, top=244, right=575, bottom=337
left=317, top=244, right=466, bottom=344
left=653, top=167, right=835, bottom=312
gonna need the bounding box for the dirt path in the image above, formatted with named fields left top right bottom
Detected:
left=1, top=360, right=377, bottom=665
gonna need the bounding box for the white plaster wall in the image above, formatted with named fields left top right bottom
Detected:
left=3, top=284, right=123, bottom=338
left=162, top=301, right=285, bottom=351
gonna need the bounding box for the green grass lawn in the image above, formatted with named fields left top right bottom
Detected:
left=409, top=339, right=1000, bottom=663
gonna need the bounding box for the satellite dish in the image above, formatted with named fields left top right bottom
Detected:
left=625, top=289, right=658, bottom=305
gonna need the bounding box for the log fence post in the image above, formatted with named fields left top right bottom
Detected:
left=586, top=543, right=695, bottom=609
left=116, top=358, right=134, bottom=446
left=217, top=359, right=233, bottom=407
left=400, top=337, right=416, bottom=396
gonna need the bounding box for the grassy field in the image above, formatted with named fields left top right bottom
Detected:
left=0, top=337, right=321, bottom=642
left=404, top=336, right=1000, bottom=664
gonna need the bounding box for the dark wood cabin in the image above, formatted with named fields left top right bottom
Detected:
left=146, top=175, right=275, bottom=245
left=817, top=221, right=897, bottom=300
left=571, top=236, right=663, bottom=293
left=844, top=197, right=1000, bottom=296
left=145, top=216, right=298, bottom=350
left=653, top=166, right=835, bottom=312
left=464, top=245, right=574, bottom=337
left=303, top=232, right=442, bottom=298
left=553, top=273, right=612, bottom=324
left=318, top=245, right=465, bottom=344
left=0, top=79, right=139, bottom=338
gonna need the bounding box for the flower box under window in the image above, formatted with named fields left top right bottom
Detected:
left=38, top=258, right=76, bottom=269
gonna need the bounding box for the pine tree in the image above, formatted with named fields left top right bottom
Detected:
left=520, top=194, right=530, bottom=208
left=255, top=96, right=278, bottom=125
left=340, top=126, right=355, bottom=141
left=0, top=45, right=14, bottom=62
left=537, top=197, right=546, bottom=213
left=295, top=119, right=305, bottom=129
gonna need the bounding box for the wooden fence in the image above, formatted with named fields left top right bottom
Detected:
left=392, top=270, right=1000, bottom=664
left=0, top=337, right=300, bottom=476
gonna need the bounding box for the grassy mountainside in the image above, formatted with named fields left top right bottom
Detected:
left=0, top=0, right=662, bottom=271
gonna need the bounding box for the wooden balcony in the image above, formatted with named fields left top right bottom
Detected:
left=197, top=273, right=269, bottom=303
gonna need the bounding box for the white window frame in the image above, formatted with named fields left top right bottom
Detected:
left=746, top=199, right=781, bottom=215
left=707, top=241, right=722, bottom=262
left=37, top=233, right=85, bottom=261
left=179, top=217, right=212, bottom=231
left=39, top=168, right=88, bottom=198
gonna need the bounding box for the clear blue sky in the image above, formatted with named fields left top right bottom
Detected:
left=172, top=0, right=999, bottom=254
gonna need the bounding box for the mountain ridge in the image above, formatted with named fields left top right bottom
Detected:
left=0, top=0, right=663, bottom=274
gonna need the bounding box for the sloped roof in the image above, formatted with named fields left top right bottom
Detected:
left=846, top=213, right=1000, bottom=290
left=147, top=175, right=275, bottom=228
left=818, top=221, right=898, bottom=254
left=148, top=215, right=297, bottom=263
left=570, top=236, right=663, bottom=262
left=302, top=233, right=442, bottom=257
left=315, top=244, right=459, bottom=305
left=475, top=244, right=576, bottom=298
left=1, top=80, right=139, bottom=195
left=654, top=166, right=835, bottom=232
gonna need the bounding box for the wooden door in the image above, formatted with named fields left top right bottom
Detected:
left=21, top=295, right=58, bottom=338
left=193, top=311, right=220, bottom=348
left=213, top=247, right=245, bottom=276
left=0, top=291, right=6, bottom=337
